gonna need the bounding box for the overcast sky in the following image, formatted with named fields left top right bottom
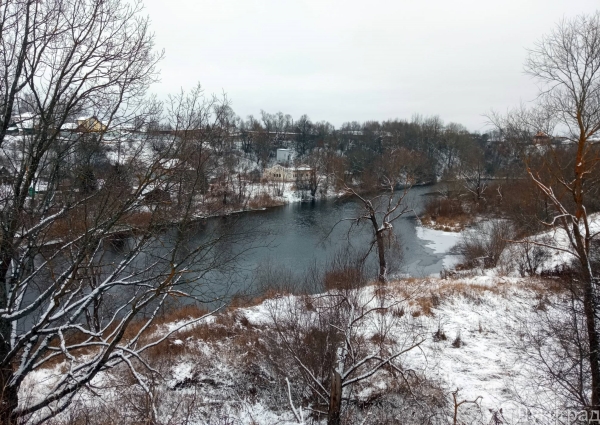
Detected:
left=143, top=0, right=599, bottom=132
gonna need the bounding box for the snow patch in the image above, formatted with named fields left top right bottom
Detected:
left=416, top=226, right=461, bottom=254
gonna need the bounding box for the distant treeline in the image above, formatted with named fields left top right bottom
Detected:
left=228, top=111, right=519, bottom=183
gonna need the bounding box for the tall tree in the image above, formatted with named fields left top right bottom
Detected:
left=0, top=1, right=242, bottom=423
left=294, top=114, right=314, bottom=156
left=492, top=12, right=600, bottom=409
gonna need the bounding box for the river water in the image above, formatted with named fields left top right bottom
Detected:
left=21, top=183, right=460, bottom=325
left=178, top=183, right=462, bottom=298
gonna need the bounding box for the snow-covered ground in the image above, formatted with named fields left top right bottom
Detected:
left=230, top=278, right=568, bottom=424
left=419, top=213, right=600, bottom=278
left=530, top=213, right=600, bottom=270
left=20, top=275, right=573, bottom=424
left=416, top=226, right=462, bottom=271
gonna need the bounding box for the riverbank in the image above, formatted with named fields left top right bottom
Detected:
left=187, top=180, right=344, bottom=219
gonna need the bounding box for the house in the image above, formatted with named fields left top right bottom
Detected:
left=263, top=164, right=313, bottom=182
left=76, top=116, right=107, bottom=133
left=58, top=122, right=79, bottom=137
left=533, top=131, right=551, bottom=145
left=60, top=122, right=79, bottom=131
left=11, top=112, right=37, bottom=134
left=276, top=148, right=292, bottom=164
left=532, top=131, right=573, bottom=146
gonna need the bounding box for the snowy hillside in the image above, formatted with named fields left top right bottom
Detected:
left=21, top=275, right=577, bottom=425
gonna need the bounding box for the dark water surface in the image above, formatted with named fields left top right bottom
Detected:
left=178, top=183, right=453, bottom=298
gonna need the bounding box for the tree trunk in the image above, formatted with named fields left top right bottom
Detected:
left=0, top=315, right=17, bottom=424
left=0, top=246, right=17, bottom=423
left=581, top=267, right=600, bottom=408
left=573, top=138, right=600, bottom=408
left=368, top=211, right=387, bottom=283
left=328, top=370, right=342, bottom=425
left=376, top=230, right=387, bottom=283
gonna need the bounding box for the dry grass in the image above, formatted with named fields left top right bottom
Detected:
left=422, top=197, right=473, bottom=231
left=522, top=276, right=571, bottom=295
left=436, top=282, right=501, bottom=297
left=39, top=275, right=570, bottom=376
left=411, top=296, right=436, bottom=316
left=40, top=304, right=210, bottom=368
left=388, top=278, right=506, bottom=316
left=228, top=288, right=291, bottom=310
left=156, top=303, right=210, bottom=324
left=407, top=277, right=570, bottom=311
left=141, top=309, right=265, bottom=364
left=247, top=192, right=283, bottom=209
left=39, top=273, right=575, bottom=425
left=324, top=267, right=365, bottom=291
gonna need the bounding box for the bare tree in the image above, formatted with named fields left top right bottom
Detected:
left=507, top=287, right=593, bottom=422
left=457, top=146, right=488, bottom=204
left=0, top=1, right=248, bottom=423
left=261, top=110, right=292, bottom=149
left=341, top=184, right=411, bottom=283
left=265, top=255, right=427, bottom=425
left=490, top=12, right=600, bottom=409
left=338, top=150, right=416, bottom=283
left=294, top=114, right=314, bottom=157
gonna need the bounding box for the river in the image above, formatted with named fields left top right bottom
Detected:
left=173, top=183, right=462, bottom=299
left=21, top=183, right=462, bottom=327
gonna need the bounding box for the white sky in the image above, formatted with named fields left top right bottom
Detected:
left=143, top=0, right=599, bottom=132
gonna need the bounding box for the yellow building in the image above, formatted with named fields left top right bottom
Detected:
left=76, top=116, right=107, bottom=132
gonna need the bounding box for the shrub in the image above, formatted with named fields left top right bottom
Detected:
left=422, top=196, right=472, bottom=230
left=324, top=267, right=365, bottom=291
left=514, top=241, right=551, bottom=276
left=433, top=324, right=448, bottom=342
left=452, top=331, right=463, bottom=348
left=424, top=197, right=465, bottom=220
left=452, top=220, right=514, bottom=269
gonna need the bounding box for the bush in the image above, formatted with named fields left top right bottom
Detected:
left=423, top=197, right=465, bottom=220
left=514, top=241, right=551, bottom=277
left=422, top=196, right=472, bottom=230
left=452, top=220, right=514, bottom=269
left=452, top=331, right=463, bottom=348
left=433, top=323, right=447, bottom=342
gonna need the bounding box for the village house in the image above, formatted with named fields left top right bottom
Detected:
left=76, top=116, right=107, bottom=133
left=11, top=112, right=36, bottom=134
left=532, top=131, right=571, bottom=146
left=532, top=131, right=551, bottom=145
left=263, top=164, right=313, bottom=182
